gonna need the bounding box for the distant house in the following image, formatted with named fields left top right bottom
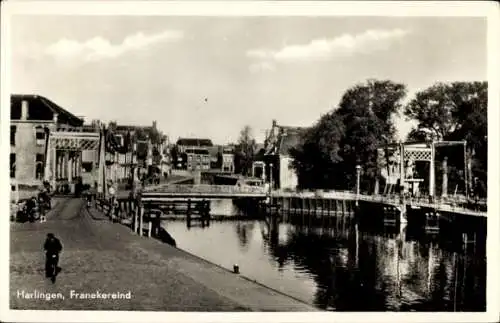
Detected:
left=262, top=120, right=307, bottom=190
left=175, top=138, right=213, bottom=171
left=109, top=121, right=169, bottom=181
left=221, top=145, right=235, bottom=173
left=10, top=94, right=84, bottom=186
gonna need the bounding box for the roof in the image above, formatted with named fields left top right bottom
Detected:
left=264, top=122, right=308, bottom=156
left=115, top=125, right=153, bottom=132
left=176, top=138, right=213, bottom=147
left=255, top=143, right=265, bottom=152
left=278, top=130, right=305, bottom=155
left=206, top=146, right=220, bottom=158
left=11, top=94, right=83, bottom=127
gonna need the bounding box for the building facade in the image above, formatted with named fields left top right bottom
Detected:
left=262, top=120, right=306, bottom=190
left=221, top=146, right=235, bottom=173
left=109, top=121, right=169, bottom=181
left=10, top=94, right=84, bottom=186
left=174, top=138, right=213, bottom=171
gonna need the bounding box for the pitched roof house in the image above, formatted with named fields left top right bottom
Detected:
left=262, top=120, right=308, bottom=190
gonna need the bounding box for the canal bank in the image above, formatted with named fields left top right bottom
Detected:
left=84, top=206, right=320, bottom=311
left=10, top=198, right=318, bottom=311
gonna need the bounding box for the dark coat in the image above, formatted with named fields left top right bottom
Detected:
left=44, top=237, right=63, bottom=254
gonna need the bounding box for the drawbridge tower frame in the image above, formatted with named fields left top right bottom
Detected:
left=377, top=140, right=468, bottom=198
left=43, top=126, right=108, bottom=197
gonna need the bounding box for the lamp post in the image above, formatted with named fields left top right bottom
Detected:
left=355, top=165, right=361, bottom=207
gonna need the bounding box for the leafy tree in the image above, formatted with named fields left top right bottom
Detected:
left=148, top=126, right=162, bottom=145
left=290, top=113, right=344, bottom=189
left=337, top=79, right=407, bottom=191
left=405, top=81, right=487, bottom=195
left=234, top=125, right=257, bottom=175
left=336, top=79, right=406, bottom=138
left=291, top=80, right=406, bottom=191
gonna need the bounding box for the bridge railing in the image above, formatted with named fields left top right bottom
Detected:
left=145, top=184, right=267, bottom=195
left=273, top=189, right=487, bottom=211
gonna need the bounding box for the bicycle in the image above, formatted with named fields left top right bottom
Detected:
left=47, top=253, right=58, bottom=283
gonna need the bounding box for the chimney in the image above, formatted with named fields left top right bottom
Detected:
left=21, top=100, right=29, bottom=120
left=272, top=119, right=277, bottom=128
left=152, top=120, right=157, bottom=130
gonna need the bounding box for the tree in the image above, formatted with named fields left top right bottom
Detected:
left=292, top=79, right=407, bottom=191
left=404, top=81, right=488, bottom=195
left=290, top=112, right=344, bottom=189
left=148, top=126, right=162, bottom=145
left=336, top=79, right=407, bottom=191
left=234, top=125, right=257, bottom=175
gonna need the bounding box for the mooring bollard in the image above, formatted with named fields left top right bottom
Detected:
left=233, top=264, right=239, bottom=274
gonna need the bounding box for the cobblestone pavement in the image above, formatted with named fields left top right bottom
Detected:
left=10, top=198, right=317, bottom=311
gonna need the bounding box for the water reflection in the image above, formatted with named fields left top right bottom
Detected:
left=163, top=212, right=485, bottom=311
left=235, top=222, right=255, bottom=250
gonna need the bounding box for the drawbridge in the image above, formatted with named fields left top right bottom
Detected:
left=43, top=127, right=108, bottom=195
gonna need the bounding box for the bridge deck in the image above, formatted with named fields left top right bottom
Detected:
left=275, top=191, right=487, bottom=217
left=139, top=185, right=486, bottom=217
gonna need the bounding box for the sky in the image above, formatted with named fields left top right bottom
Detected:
left=10, top=15, right=486, bottom=144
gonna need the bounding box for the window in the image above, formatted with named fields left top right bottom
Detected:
left=114, top=134, right=124, bottom=146
left=35, top=154, right=44, bottom=180
left=10, top=126, right=16, bottom=146
left=82, top=162, right=93, bottom=172
left=35, top=126, right=45, bottom=146
left=10, top=153, right=16, bottom=178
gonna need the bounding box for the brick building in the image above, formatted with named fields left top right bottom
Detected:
left=10, top=94, right=83, bottom=186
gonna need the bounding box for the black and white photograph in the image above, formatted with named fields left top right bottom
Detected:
left=1, top=1, right=498, bottom=322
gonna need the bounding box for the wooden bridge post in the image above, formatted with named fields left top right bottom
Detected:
left=321, top=199, right=325, bottom=227
left=307, top=198, right=311, bottom=215
left=147, top=213, right=152, bottom=238
left=139, top=205, right=145, bottom=236
left=187, top=199, right=192, bottom=226
left=206, top=200, right=211, bottom=225
left=133, top=205, right=138, bottom=234
left=442, top=156, right=448, bottom=198
left=341, top=200, right=346, bottom=231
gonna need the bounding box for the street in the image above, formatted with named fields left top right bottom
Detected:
left=10, top=198, right=316, bottom=311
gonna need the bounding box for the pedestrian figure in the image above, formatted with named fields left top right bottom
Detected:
left=38, top=187, right=50, bottom=223
left=26, top=196, right=39, bottom=222
left=44, top=233, right=63, bottom=282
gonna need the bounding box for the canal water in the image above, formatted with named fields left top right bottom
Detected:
left=161, top=199, right=486, bottom=311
